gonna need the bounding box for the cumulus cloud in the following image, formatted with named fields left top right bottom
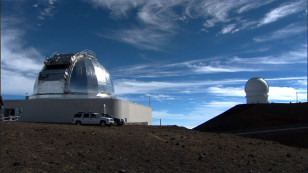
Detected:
left=269, top=87, right=297, bottom=102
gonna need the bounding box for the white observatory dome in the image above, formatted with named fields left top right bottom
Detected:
left=31, top=50, right=114, bottom=99
left=245, top=77, right=269, bottom=104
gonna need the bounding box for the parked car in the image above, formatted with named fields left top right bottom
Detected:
left=102, top=113, right=125, bottom=126
left=73, top=112, right=114, bottom=126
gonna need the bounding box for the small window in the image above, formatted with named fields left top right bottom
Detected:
left=90, top=114, right=96, bottom=118
left=74, top=113, right=82, bottom=118
left=83, top=114, right=89, bottom=118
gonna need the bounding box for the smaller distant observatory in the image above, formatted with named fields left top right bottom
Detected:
left=245, top=77, right=269, bottom=104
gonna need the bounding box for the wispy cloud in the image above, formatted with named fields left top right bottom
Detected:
left=207, top=87, right=245, bottom=97
left=86, top=0, right=145, bottom=18
left=189, top=64, right=259, bottom=73
left=98, top=27, right=171, bottom=51
left=1, top=17, right=44, bottom=95
left=237, top=0, right=275, bottom=14
left=267, top=76, right=307, bottom=81
left=253, top=23, right=307, bottom=42
left=90, top=0, right=302, bottom=49
left=111, top=57, right=265, bottom=79
left=258, top=0, right=306, bottom=26
left=113, top=78, right=246, bottom=96
left=146, top=94, right=174, bottom=101
left=231, top=45, right=307, bottom=65
left=152, top=110, right=186, bottom=120
left=33, top=0, right=59, bottom=20
left=220, top=24, right=236, bottom=34
left=112, top=44, right=305, bottom=79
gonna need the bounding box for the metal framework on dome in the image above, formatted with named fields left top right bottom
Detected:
left=31, top=50, right=114, bottom=99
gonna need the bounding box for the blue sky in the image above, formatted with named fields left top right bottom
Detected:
left=1, top=0, right=307, bottom=128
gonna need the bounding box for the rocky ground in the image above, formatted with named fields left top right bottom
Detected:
left=1, top=122, right=308, bottom=172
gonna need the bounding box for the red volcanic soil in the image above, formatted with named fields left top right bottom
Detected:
left=193, top=103, right=308, bottom=148
left=1, top=122, right=308, bottom=172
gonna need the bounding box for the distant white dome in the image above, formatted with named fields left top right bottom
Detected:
left=245, top=77, right=269, bottom=93
left=245, top=77, right=269, bottom=104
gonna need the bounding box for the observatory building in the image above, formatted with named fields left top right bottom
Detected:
left=4, top=50, right=152, bottom=124
left=245, top=77, right=269, bottom=104
left=31, top=51, right=114, bottom=99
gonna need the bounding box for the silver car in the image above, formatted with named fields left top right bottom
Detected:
left=73, top=112, right=114, bottom=126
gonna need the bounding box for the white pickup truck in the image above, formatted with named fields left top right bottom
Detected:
left=73, top=112, right=114, bottom=126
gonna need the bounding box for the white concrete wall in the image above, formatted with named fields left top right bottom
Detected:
left=112, top=99, right=152, bottom=124
left=246, top=94, right=269, bottom=104
left=4, top=98, right=152, bottom=125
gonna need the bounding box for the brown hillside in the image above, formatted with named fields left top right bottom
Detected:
left=1, top=122, right=308, bottom=172
left=193, top=103, right=308, bottom=133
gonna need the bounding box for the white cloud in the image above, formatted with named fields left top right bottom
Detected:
left=111, top=44, right=306, bottom=81
left=146, top=94, right=174, bottom=101
left=189, top=64, right=260, bottom=73
left=207, top=86, right=245, bottom=97
left=231, top=45, right=307, bottom=65
left=258, top=0, right=306, bottom=26
left=116, top=28, right=170, bottom=50
left=237, top=0, right=275, bottom=14
left=152, top=110, right=186, bottom=120
left=86, top=0, right=145, bottom=17
left=90, top=0, right=299, bottom=49
left=220, top=24, right=236, bottom=34
left=113, top=78, right=246, bottom=96
left=269, top=86, right=297, bottom=102
left=35, top=0, right=59, bottom=20
left=1, top=69, right=35, bottom=95
left=111, top=56, right=265, bottom=79
left=253, top=23, right=307, bottom=42
left=267, top=76, right=307, bottom=81
left=1, top=17, right=44, bottom=95
left=152, top=100, right=242, bottom=128
left=197, top=101, right=241, bottom=109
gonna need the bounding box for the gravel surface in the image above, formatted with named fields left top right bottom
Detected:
left=1, top=122, right=308, bottom=172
